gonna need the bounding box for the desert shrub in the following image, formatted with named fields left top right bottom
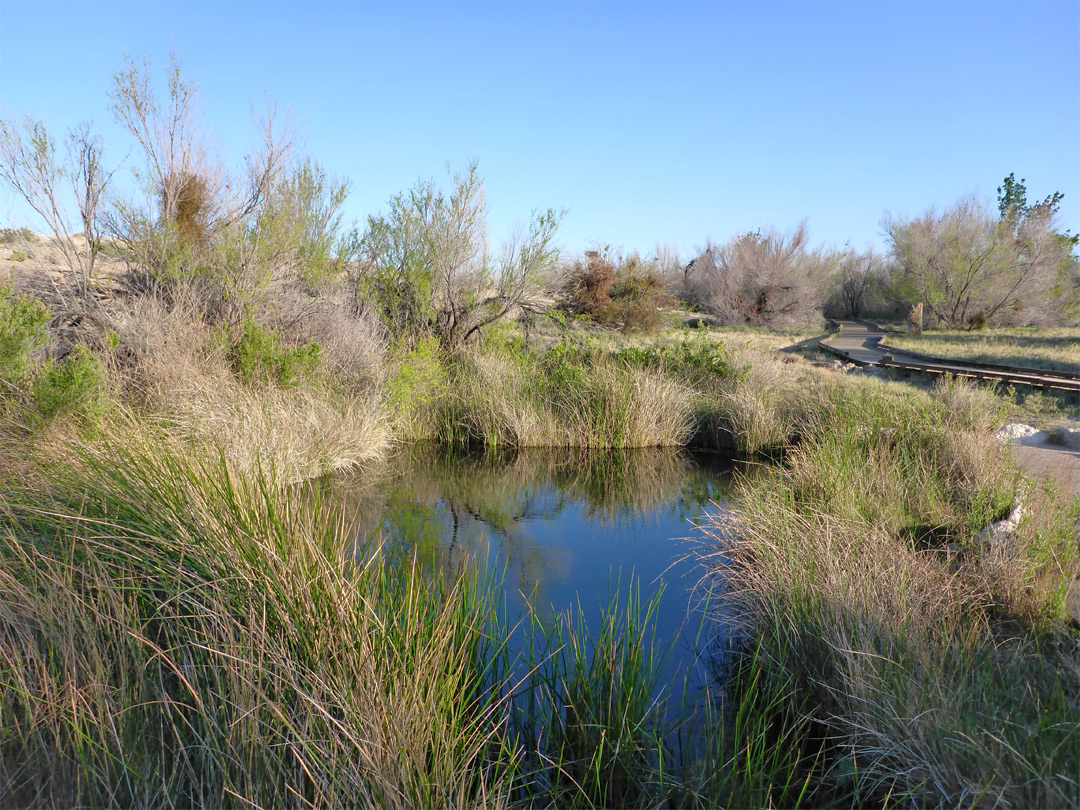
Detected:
left=884, top=190, right=1078, bottom=328
left=355, top=163, right=561, bottom=352
left=566, top=248, right=670, bottom=334
left=254, top=159, right=351, bottom=290
left=259, top=286, right=387, bottom=392
left=0, top=281, right=49, bottom=384
left=570, top=249, right=616, bottom=315
left=613, top=334, right=743, bottom=386
left=9, top=249, right=28, bottom=263
left=385, top=335, right=449, bottom=438
left=683, top=223, right=834, bottom=328
left=224, top=318, right=321, bottom=387
left=0, top=227, right=36, bottom=244
left=822, top=248, right=902, bottom=320
left=30, top=345, right=106, bottom=422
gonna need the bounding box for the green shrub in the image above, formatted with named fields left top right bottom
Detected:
left=386, top=335, right=448, bottom=435
left=31, top=345, right=105, bottom=422
left=0, top=281, right=49, bottom=385
left=613, top=335, right=742, bottom=385
left=9, top=249, right=28, bottom=262
left=225, top=319, right=321, bottom=387
left=0, top=227, right=36, bottom=244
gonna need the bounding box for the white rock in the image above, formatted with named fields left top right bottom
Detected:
left=995, top=423, right=1039, bottom=443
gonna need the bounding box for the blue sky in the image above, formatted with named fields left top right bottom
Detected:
left=1, top=1, right=1077, bottom=259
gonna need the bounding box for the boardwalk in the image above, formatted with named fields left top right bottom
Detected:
left=821, top=320, right=1080, bottom=394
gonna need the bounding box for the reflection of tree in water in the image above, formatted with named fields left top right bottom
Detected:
left=311, top=446, right=740, bottom=604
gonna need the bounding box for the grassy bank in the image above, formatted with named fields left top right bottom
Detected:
left=3, top=272, right=1080, bottom=806
left=0, top=424, right=819, bottom=808
left=702, top=373, right=1080, bottom=807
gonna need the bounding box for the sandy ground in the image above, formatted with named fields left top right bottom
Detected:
left=1011, top=445, right=1080, bottom=497
left=2, top=233, right=125, bottom=307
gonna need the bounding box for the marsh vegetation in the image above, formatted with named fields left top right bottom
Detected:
left=1, top=55, right=1078, bottom=808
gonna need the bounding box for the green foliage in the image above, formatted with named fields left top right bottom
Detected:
left=244, top=158, right=351, bottom=291
left=0, top=227, right=36, bottom=244
left=613, top=334, right=743, bottom=385
left=0, top=281, right=49, bottom=384
left=356, top=163, right=561, bottom=351
left=30, top=345, right=105, bottom=422
left=998, top=173, right=1077, bottom=245
left=285, top=159, right=350, bottom=287
left=9, top=249, right=28, bottom=262
left=386, top=335, right=449, bottom=433
left=224, top=319, right=321, bottom=387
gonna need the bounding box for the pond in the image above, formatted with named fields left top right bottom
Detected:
left=326, top=445, right=743, bottom=684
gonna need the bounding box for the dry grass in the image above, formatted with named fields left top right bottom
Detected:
left=886, top=328, right=1080, bottom=373
left=445, top=348, right=697, bottom=448
left=105, top=292, right=392, bottom=480
left=255, top=285, right=389, bottom=391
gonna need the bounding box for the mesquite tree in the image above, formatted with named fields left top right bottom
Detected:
left=683, top=222, right=833, bottom=327
left=885, top=190, right=1075, bottom=328
left=355, top=162, right=562, bottom=351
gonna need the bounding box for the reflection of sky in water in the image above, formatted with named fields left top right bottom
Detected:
left=335, top=447, right=739, bottom=682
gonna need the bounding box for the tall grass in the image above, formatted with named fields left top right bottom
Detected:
left=700, top=372, right=1080, bottom=807
left=0, top=426, right=822, bottom=808
left=0, top=432, right=514, bottom=808
left=437, top=342, right=698, bottom=449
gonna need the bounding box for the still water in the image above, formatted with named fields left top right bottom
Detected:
left=326, top=445, right=740, bottom=676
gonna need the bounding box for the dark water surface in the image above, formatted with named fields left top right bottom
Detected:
left=327, top=446, right=740, bottom=677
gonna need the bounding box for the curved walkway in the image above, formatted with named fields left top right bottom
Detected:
left=821, top=320, right=1080, bottom=393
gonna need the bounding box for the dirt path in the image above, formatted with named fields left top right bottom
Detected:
left=1005, top=432, right=1080, bottom=499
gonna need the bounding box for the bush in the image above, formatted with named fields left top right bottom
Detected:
left=9, top=249, right=28, bottom=262
left=224, top=319, right=321, bottom=387
left=0, top=227, right=36, bottom=244
left=567, top=248, right=669, bottom=334
left=385, top=336, right=448, bottom=437
left=355, top=163, right=561, bottom=351
left=30, top=345, right=106, bottom=422
left=0, top=281, right=49, bottom=385
left=613, top=334, right=743, bottom=385
left=683, top=224, right=833, bottom=328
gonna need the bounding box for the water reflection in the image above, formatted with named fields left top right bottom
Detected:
left=321, top=446, right=739, bottom=656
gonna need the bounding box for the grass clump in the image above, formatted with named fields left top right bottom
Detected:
left=700, top=370, right=1080, bottom=807
left=0, top=433, right=516, bottom=808
left=439, top=336, right=698, bottom=449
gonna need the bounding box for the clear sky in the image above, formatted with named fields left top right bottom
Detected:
left=1, top=1, right=1077, bottom=260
